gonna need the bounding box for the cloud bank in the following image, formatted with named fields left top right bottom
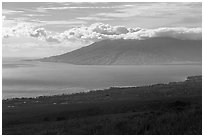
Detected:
left=3, top=23, right=202, bottom=44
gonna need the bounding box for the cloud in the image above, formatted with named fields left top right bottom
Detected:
left=24, top=14, right=47, bottom=17
left=3, top=22, right=39, bottom=37
left=148, top=27, right=202, bottom=40
left=46, top=36, right=61, bottom=43
left=3, top=22, right=202, bottom=58
left=41, top=5, right=123, bottom=10
left=2, top=22, right=61, bottom=43
left=40, top=20, right=87, bottom=25
left=3, top=22, right=202, bottom=44
left=96, top=3, right=202, bottom=19
left=2, top=16, right=6, bottom=22
left=2, top=9, right=24, bottom=15
left=3, top=23, right=33, bottom=38
left=30, top=28, right=47, bottom=37
left=90, top=23, right=132, bottom=35
left=77, top=16, right=112, bottom=21
left=117, top=27, right=202, bottom=41
left=55, top=23, right=201, bottom=42
left=56, top=23, right=141, bottom=42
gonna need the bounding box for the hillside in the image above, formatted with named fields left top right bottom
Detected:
left=3, top=76, right=202, bottom=135
left=40, top=37, right=202, bottom=65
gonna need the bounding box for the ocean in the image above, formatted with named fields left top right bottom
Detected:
left=2, top=57, right=202, bottom=99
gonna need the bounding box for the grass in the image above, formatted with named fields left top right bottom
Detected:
left=2, top=76, right=202, bottom=135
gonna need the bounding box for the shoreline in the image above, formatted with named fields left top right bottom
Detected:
left=3, top=75, right=202, bottom=135
left=3, top=75, right=201, bottom=101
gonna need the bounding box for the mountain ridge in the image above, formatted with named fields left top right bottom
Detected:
left=40, top=37, right=202, bottom=65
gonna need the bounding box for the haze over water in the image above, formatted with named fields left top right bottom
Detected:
left=2, top=57, right=201, bottom=99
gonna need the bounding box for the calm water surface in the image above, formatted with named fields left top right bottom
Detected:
left=2, top=58, right=202, bottom=99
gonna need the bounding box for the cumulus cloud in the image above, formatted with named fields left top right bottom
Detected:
left=150, top=27, right=202, bottom=40
left=3, top=23, right=33, bottom=38
left=46, top=36, right=61, bottom=43
left=55, top=23, right=142, bottom=42
left=3, top=22, right=202, bottom=44
left=116, top=27, right=202, bottom=41
left=90, top=23, right=130, bottom=35
left=54, top=23, right=201, bottom=42
left=30, top=28, right=47, bottom=38
left=3, top=23, right=50, bottom=42
left=2, top=16, right=6, bottom=22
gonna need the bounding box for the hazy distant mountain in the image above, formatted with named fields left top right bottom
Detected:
left=40, top=37, right=202, bottom=65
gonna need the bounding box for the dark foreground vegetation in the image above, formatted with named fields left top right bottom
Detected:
left=2, top=76, right=202, bottom=135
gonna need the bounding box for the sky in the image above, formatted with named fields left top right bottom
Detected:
left=2, top=2, right=202, bottom=57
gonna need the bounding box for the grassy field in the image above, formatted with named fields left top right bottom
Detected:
left=2, top=76, right=202, bottom=135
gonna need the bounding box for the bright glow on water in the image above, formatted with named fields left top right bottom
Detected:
left=2, top=58, right=202, bottom=99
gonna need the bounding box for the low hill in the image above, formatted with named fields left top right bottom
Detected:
left=3, top=76, right=202, bottom=135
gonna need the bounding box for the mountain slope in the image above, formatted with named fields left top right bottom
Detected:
left=40, top=37, right=202, bottom=65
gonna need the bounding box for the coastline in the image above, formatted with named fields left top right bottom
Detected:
left=3, top=75, right=202, bottom=135
left=3, top=75, right=201, bottom=103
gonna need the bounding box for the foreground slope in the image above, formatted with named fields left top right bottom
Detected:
left=40, top=37, right=202, bottom=65
left=3, top=76, right=202, bottom=135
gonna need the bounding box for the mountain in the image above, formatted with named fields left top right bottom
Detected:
left=40, top=37, right=202, bottom=65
